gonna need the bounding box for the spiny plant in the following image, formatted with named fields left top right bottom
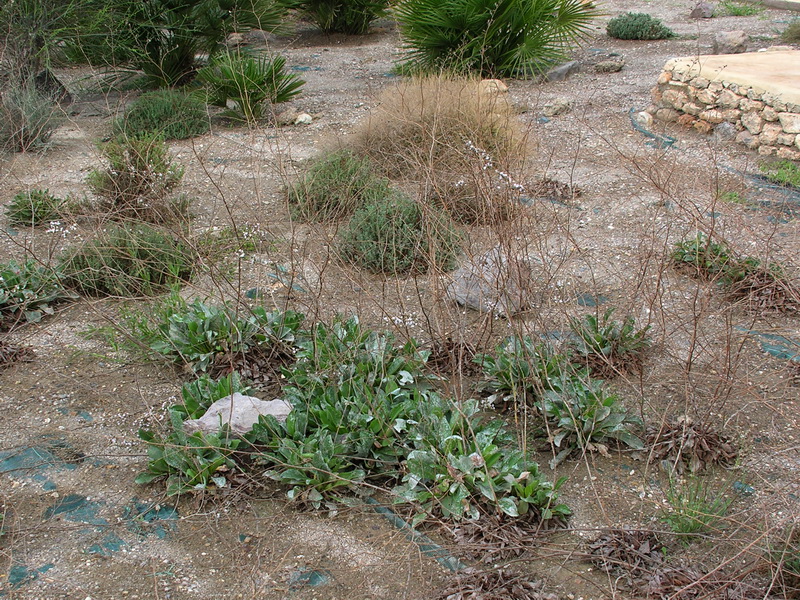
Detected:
left=297, top=0, right=390, bottom=34
left=337, top=191, right=462, bottom=274
left=5, top=188, right=65, bottom=226
left=0, top=259, right=76, bottom=330
left=606, top=13, right=675, bottom=41
left=59, top=224, right=195, bottom=297
left=395, top=0, right=599, bottom=78
left=568, top=308, right=651, bottom=377
left=114, top=89, right=210, bottom=140
left=197, top=52, right=305, bottom=123
left=287, top=149, right=390, bottom=222
left=86, top=134, right=186, bottom=223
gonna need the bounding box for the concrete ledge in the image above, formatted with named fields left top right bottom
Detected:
left=742, top=0, right=800, bottom=11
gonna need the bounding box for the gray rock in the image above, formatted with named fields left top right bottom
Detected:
left=713, top=121, right=737, bottom=141
left=545, top=61, right=580, bottom=82
left=595, top=59, right=624, bottom=73
left=690, top=2, right=715, bottom=18
left=183, top=393, right=292, bottom=436
left=713, top=31, right=748, bottom=54
left=294, top=112, right=313, bottom=125
left=446, top=246, right=535, bottom=317
left=543, top=98, right=572, bottom=117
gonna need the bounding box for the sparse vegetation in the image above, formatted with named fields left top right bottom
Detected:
left=86, top=134, right=187, bottom=223
left=114, top=90, right=210, bottom=140
left=761, top=160, right=800, bottom=188
left=606, top=12, right=675, bottom=40
left=6, top=188, right=65, bottom=226
left=719, top=0, right=764, bottom=16
left=660, top=477, right=733, bottom=543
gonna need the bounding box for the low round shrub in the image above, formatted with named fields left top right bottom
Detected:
left=60, top=224, right=195, bottom=297
left=114, top=90, right=210, bottom=140
left=287, top=149, right=390, bottom=222
left=337, top=191, right=461, bottom=274
left=6, top=188, right=65, bottom=226
left=0, top=83, right=63, bottom=152
left=606, top=13, right=675, bottom=40
left=782, top=20, right=800, bottom=44
left=298, top=0, right=390, bottom=34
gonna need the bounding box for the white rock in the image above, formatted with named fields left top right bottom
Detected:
left=183, top=393, right=292, bottom=436
left=294, top=113, right=313, bottom=125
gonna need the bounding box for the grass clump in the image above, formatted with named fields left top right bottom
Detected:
left=0, top=259, right=76, bottom=330
left=606, top=13, right=675, bottom=40
left=568, top=308, right=651, bottom=378
left=781, top=20, right=800, bottom=44
left=287, top=150, right=390, bottom=222
left=761, top=160, right=800, bottom=188
left=769, top=527, right=800, bottom=598
left=197, top=52, right=305, bottom=124
left=87, top=135, right=187, bottom=223
left=6, top=188, right=65, bottom=226
left=60, top=224, right=194, bottom=297
left=297, top=0, right=390, bottom=34
left=719, top=1, right=764, bottom=16
left=659, top=477, right=732, bottom=543
left=395, top=0, right=598, bottom=78
left=337, top=191, right=461, bottom=274
left=0, top=83, right=63, bottom=152
left=352, top=76, right=523, bottom=180
left=114, top=90, right=210, bottom=140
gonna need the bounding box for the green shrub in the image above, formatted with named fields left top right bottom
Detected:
left=475, top=336, right=574, bottom=407
left=395, top=0, right=598, bottom=78
left=781, top=20, right=800, bottom=44
left=338, top=192, right=461, bottom=274
left=568, top=308, right=651, bottom=377
left=0, top=260, right=76, bottom=329
left=540, top=376, right=644, bottom=467
left=6, top=188, right=65, bottom=226
left=136, top=411, right=242, bottom=495
left=606, top=13, right=675, bottom=40
left=197, top=52, right=305, bottom=123
left=659, top=477, right=732, bottom=543
left=287, top=150, right=389, bottom=222
left=60, top=224, right=195, bottom=297
left=297, top=0, right=390, bottom=34
left=86, top=135, right=186, bottom=222
left=114, top=90, right=210, bottom=140
left=143, top=299, right=304, bottom=373
left=0, top=83, right=63, bottom=152
left=761, top=160, right=800, bottom=188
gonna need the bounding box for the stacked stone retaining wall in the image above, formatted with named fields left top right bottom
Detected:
left=648, top=62, right=800, bottom=161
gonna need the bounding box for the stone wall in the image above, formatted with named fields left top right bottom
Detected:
left=648, top=65, right=800, bottom=161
